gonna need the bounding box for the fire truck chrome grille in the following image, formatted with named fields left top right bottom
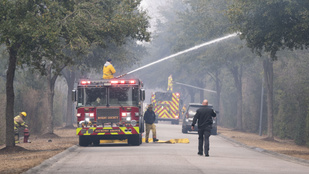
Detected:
left=96, top=108, right=120, bottom=124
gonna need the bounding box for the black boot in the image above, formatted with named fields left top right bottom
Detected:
left=153, top=138, right=159, bottom=142
left=146, top=139, right=149, bottom=143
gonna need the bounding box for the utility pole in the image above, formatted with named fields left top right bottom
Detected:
left=259, top=77, right=264, bottom=136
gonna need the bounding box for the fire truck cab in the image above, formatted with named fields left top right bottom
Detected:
left=72, top=79, right=145, bottom=146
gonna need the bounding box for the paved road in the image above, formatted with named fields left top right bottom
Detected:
left=25, top=123, right=309, bottom=174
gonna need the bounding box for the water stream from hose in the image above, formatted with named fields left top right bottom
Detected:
left=117, top=33, right=238, bottom=78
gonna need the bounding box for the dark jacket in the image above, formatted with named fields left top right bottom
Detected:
left=144, top=109, right=156, bottom=124
left=192, top=105, right=216, bottom=129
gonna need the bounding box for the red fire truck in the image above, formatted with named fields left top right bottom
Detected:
left=151, top=91, right=181, bottom=124
left=72, top=78, right=145, bottom=146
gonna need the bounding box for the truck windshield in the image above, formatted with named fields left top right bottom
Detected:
left=187, top=106, right=201, bottom=117
left=109, top=86, right=139, bottom=106
left=77, top=86, right=139, bottom=107
left=155, top=92, right=172, bottom=101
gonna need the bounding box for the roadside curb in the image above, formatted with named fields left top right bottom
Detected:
left=218, top=134, right=309, bottom=167
left=22, top=145, right=78, bottom=174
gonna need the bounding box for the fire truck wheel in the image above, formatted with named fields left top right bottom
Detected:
left=211, top=127, right=217, bottom=135
left=139, top=134, right=142, bottom=145
left=182, top=127, right=188, bottom=134
left=172, top=120, right=179, bottom=125
left=79, top=136, right=90, bottom=147
left=128, top=134, right=140, bottom=146
left=92, top=138, right=100, bottom=146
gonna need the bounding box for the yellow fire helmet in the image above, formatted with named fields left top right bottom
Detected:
left=21, top=112, right=27, bottom=117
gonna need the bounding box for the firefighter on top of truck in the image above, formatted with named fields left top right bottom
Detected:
left=167, top=74, right=173, bottom=91
left=144, top=104, right=159, bottom=143
left=103, top=58, right=116, bottom=79
left=14, top=112, right=28, bottom=144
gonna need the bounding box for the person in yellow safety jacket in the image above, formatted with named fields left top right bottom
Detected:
left=102, top=59, right=116, bottom=79
left=182, top=104, right=187, bottom=115
left=14, top=112, right=28, bottom=144
left=167, top=74, right=173, bottom=91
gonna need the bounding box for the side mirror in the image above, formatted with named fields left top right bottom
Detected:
left=72, top=90, right=76, bottom=101
left=140, top=89, right=145, bottom=101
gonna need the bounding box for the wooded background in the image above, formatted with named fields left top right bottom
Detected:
left=1, top=0, right=309, bottom=147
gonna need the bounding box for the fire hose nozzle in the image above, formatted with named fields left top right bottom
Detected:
left=115, top=73, right=127, bottom=79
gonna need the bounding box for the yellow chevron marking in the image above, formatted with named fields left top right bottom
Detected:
left=134, top=127, right=140, bottom=134
left=120, top=127, right=132, bottom=134
left=159, top=110, right=173, bottom=118
left=76, top=128, right=82, bottom=135
left=78, top=127, right=140, bottom=136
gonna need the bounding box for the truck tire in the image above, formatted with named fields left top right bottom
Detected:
left=139, top=134, right=142, bottom=145
left=172, top=120, right=179, bottom=125
left=182, top=127, right=188, bottom=134
left=128, top=134, right=140, bottom=146
left=92, top=138, right=100, bottom=146
left=211, top=128, right=217, bottom=135
left=175, top=119, right=179, bottom=125
left=79, top=136, right=89, bottom=147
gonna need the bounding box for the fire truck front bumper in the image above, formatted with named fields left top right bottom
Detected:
left=76, top=127, right=140, bottom=136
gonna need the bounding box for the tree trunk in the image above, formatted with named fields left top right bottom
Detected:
left=199, top=89, right=204, bottom=103
left=214, top=70, right=221, bottom=125
left=196, top=80, right=204, bottom=103
left=5, top=46, right=18, bottom=147
left=44, top=63, right=59, bottom=135
left=231, top=65, right=243, bottom=130
left=263, top=58, right=274, bottom=139
left=44, top=64, right=54, bottom=134
left=62, top=68, right=76, bottom=128
left=188, top=88, right=195, bottom=103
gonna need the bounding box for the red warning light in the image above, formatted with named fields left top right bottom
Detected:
left=81, top=80, right=91, bottom=85
left=111, top=80, right=119, bottom=84
left=129, top=80, right=136, bottom=84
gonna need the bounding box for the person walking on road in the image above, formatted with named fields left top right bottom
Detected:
left=191, top=100, right=216, bottom=157
left=144, top=104, right=159, bottom=143
left=102, top=58, right=116, bottom=79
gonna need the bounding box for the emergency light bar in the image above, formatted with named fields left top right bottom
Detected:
left=81, top=80, right=91, bottom=85
left=111, top=80, right=136, bottom=84
left=80, top=79, right=137, bottom=85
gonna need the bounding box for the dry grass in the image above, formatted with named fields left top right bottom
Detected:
left=218, top=127, right=309, bottom=160
left=0, top=128, right=77, bottom=174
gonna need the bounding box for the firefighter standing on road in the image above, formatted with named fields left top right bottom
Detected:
left=144, top=104, right=159, bottom=143
left=14, top=112, right=28, bottom=144
left=102, top=58, right=116, bottom=79
left=191, top=100, right=216, bottom=157
left=182, top=104, right=186, bottom=119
